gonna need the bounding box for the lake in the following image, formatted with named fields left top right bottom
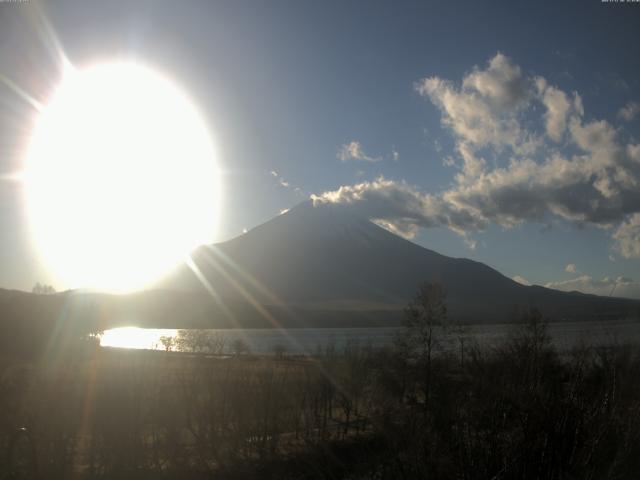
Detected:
left=100, top=319, right=640, bottom=354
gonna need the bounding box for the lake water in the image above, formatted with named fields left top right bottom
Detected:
left=100, top=319, right=640, bottom=355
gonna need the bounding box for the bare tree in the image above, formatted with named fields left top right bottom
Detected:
left=397, top=282, right=448, bottom=411
left=398, top=283, right=448, bottom=361
left=205, top=332, right=227, bottom=355
left=176, top=330, right=202, bottom=353
left=159, top=336, right=175, bottom=352
left=451, top=320, right=468, bottom=368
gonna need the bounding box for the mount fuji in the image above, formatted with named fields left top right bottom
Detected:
left=154, top=201, right=639, bottom=326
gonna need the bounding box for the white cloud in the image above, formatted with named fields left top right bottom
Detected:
left=417, top=54, right=639, bottom=226
left=337, top=141, right=381, bottom=162
left=545, top=275, right=640, bottom=299
left=464, top=237, right=477, bottom=251
left=461, top=53, right=530, bottom=110
left=372, top=218, right=419, bottom=239
left=442, top=156, right=456, bottom=167
left=312, top=54, right=640, bottom=257
left=416, top=53, right=539, bottom=157
left=417, top=79, right=522, bottom=152
left=613, top=214, right=640, bottom=259
left=536, top=77, right=576, bottom=141
left=618, top=101, right=640, bottom=122
left=270, top=169, right=302, bottom=194
left=565, top=263, right=578, bottom=273
left=513, top=275, right=532, bottom=286
left=311, top=176, right=487, bottom=237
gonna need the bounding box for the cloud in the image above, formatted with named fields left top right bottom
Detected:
left=613, top=213, right=640, bottom=259
left=536, top=78, right=579, bottom=141
left=269, top=170, right=303, bottom=194
left=545, top=275, right=640, bottom=299
left=418, top=53, right=640, bottom=227
left=464, top=237, right=477, bottom=250
left=311, top=176, right=441, bottom=240
left=565, top=263, right=578, bottom=273
left=461, top=53, right=530, bottom=109
left=416, top=53, right=536, bottom=154
left=311, top=176, right=486, bottom=239
left=618, top=101, right=640, bottom=122
left=337, top=141, right=382, bottom=162
left=423, top=61, right=640, bottom=228
left=311, top=54, right=640, bottom=256
left=371, top=218, right=419, bottom=239
left=513, top=275, right=532, bottom=286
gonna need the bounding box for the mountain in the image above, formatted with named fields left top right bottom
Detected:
left=155, top=201, right=640, bottom=325
left=2, top=201, right=637, bottom=341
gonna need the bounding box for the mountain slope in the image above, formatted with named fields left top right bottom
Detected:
left=157, top=201, right=640, bottom=324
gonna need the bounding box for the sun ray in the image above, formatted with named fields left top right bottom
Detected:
left=0, top=2, right=70, bottom=113
left=199, top=249, right=282, bottom=329
left=203, top=245, right=326, bottom=353
left=199, top=248, right=370, bottom=400
left=198, top=248, right=323, bottom=358
left=0, top=74, right=43, bottom=112
left=185, top=255, right=236, bottom=326
left=205, top=244, right=296, bottom=313
left=25, top=1, right=72, bottom=72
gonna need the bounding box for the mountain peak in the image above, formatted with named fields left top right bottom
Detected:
left=157, top=201, right=640, bottom=324
left=277, top=200, right=371, bottom=227
left=234, top=199, right=392, bottom=250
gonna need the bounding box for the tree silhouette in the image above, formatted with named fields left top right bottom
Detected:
left=399, top=282, right=448, bottom=361
left=31, top=283, right=56, bottom=295
left=397, top=282, right=448, bottom=411
left=159, top=336, right=174, bottom=352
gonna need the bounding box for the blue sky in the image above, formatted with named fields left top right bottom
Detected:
left=1, top=0, right=640, bottom=296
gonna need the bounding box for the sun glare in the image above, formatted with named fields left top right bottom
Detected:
left=24, top=62, right=219, bottom=292
left=100, top=327, right=177, bottom=350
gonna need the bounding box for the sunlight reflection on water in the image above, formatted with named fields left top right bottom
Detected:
left=99, top=320, right=640, bottom=354
left=100, top=327, right=178, bottom=350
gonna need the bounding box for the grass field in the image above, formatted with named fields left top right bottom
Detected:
left=3, top=312, right=640, bottom=479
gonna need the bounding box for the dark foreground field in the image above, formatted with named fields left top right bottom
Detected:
left=2, top=311, right=640, bottom=480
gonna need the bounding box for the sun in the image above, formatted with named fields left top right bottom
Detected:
left=24, top=62, right=220, bottom=292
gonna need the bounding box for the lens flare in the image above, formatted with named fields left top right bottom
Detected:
left=24, top=62, right=220, bottom=292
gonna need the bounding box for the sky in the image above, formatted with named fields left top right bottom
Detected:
left=1, top=0, right=640, bottom=297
